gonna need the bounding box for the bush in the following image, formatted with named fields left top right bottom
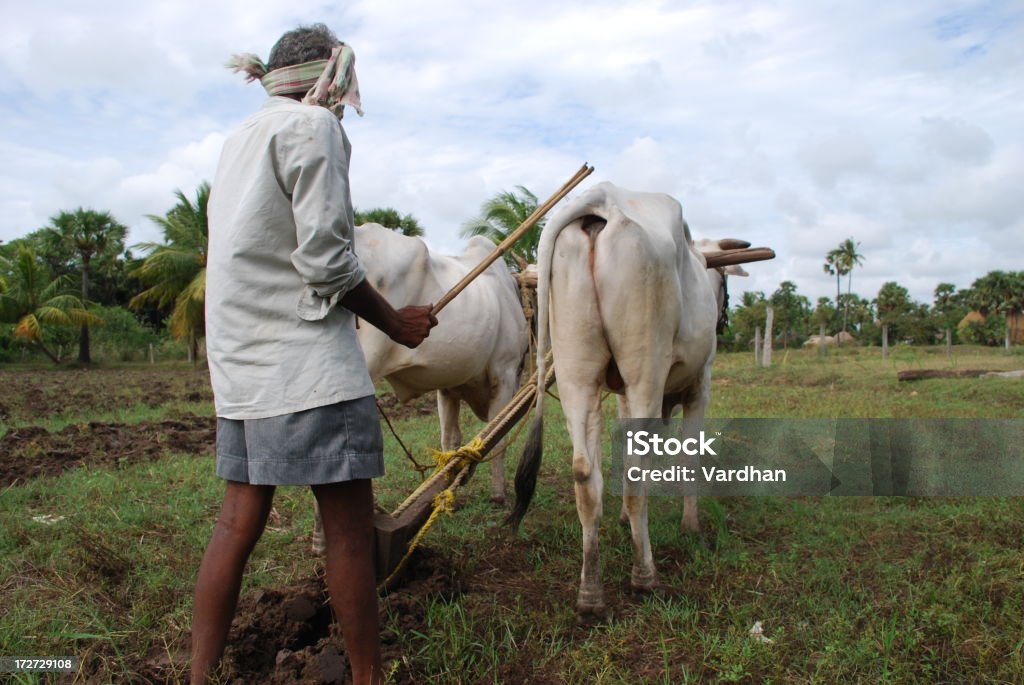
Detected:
left=89, top=306, right=161, bottom=362
left=959, top=314, right=1006, bottom=347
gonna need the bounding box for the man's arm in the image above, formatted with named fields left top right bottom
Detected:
left=282, top=112, right=435, bottom=345
left=340, top=279, right=436, bottom=348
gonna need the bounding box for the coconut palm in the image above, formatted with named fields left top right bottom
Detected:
left=835, top=238, right=864, bottom=333
left=460, top=186, right=543, bottom=270
left=353, top=207, right=425, bottom=237
left=0, top=247, right=98, bottom=364
left=823, top=238, right=864, bottom=335
left=822, top=249, right=845, bottom=314
left=39, top=208, right=127, bottom=363
left=131, top=182, right=209, bottom=363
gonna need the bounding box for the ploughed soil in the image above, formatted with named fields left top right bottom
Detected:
left=374, top=391, right=437, bottom=421
left=130, top=549, right=464, bottom=685
left=0, top=366, right=437, bottom=426
left=0, top=364, right=438, bottom=488
left=0, top=367, right=214, bottom=423
left=0, top=415, right=217, bottom=487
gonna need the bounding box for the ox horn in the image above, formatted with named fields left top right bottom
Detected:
left=717, top=238, right=751, bottom=250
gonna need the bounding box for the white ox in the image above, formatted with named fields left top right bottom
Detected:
left=509, top=182, right=734, bottom=618
left=355, top=223, right=528, bottom=477
left=313, top=223, right=529, bottom=550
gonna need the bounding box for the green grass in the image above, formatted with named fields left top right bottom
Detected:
left=1, top=346, right=1023, bottom=683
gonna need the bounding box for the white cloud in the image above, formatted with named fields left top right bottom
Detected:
left=0, top=0, right=1020, bottom=308
left=920, top=116, right=994, bottom=164
left=798, top=130, right=877, bottom=190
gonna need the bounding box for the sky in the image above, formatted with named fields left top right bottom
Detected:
left=1, top=0, right=1021, bottom=304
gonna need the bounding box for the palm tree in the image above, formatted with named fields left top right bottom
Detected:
left=460, top=186, right=543, bottom=270
left=131, top=182, right=209, bottom=363
left=822, top=249, right=845, bottom=316
left=0, top=247, right=98, bottom=364
left=40, top=208, right=127, bottom=363
left=823, top=238, right=864, bottom=335
left=835, top=237, right=860, bottom=331
left=969, top=270, right=1024, bottom=349
left=353, top=207, right=425, bottom=237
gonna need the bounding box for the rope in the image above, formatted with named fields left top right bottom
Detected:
left=377, top=354, right=557, bottom=589
left=376, top=398, right=428, bottom=477
left=429, top=436, right=487, bottom=470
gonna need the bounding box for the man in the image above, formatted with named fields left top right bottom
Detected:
left=191, top=24, right=436, bottom=685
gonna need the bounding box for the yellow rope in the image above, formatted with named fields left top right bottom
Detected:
left=428, top=436, right=487, bottom=470
left=377, top=488, right=456, bottom=591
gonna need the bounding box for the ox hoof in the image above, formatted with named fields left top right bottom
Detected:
left=576, top=603, right=608, bottom=625
left=680, top=518, right=701, bottom=535
left=311, top=540, right=326, bottom=556
left=630, top=569, right=658, bottom=595
left=576, top=590, right=607, bottom=624
left=489, top=495, right=507, bottom=507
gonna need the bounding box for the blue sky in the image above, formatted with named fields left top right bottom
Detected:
left=1, top=0, right=1021, bottom=304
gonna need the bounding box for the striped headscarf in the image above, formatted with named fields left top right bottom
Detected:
left=227, top=43, right=363, bottom=118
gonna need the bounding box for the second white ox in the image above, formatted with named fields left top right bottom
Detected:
left=355, top=223, right=528, bottom=479
left=313, top=223, right=529, bottom=551
left=509, top=182, right=729, bottom=618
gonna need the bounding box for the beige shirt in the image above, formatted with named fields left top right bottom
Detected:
left=206, top=96, right=374, bottom=419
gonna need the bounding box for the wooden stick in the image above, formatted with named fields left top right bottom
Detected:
left=431, top=163, right=594, bottom=315
left=702, top=247, right=776, bottom=269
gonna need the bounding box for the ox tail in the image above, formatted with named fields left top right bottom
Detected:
left=507, top=186, right=610, bottom=529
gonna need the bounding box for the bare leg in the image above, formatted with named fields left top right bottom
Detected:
left=191, top=480, right=275, bottom=685
left=312, top=480, right=382, bottom=685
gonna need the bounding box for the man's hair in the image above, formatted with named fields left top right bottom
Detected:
left=267, top=24, right=340, bottom=71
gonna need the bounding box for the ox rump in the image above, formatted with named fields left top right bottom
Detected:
left=508, top=181, right=762, bottom=617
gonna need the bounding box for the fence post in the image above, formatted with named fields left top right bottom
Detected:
left=149, top=343, right=155, bottom=365
left=882, top=324, right=889, bottom=360
left=819, top=323, right=827, bottom=358
left=754, top=326, right=762, bottom=367
left=945, top=328, right=951, bottom=357
left=763, top=306, right=774, bottom=368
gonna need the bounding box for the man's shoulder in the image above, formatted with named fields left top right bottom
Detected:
left=245, top=97, right=340, bottom=129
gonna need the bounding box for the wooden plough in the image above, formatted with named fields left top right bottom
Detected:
left=372, top=166, right=776, bottom=585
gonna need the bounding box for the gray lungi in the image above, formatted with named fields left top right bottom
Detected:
left=215, top=395, right=385, bottom=485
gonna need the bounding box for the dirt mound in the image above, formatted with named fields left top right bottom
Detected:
left=132, top=549, right=460, bottom=684
left=0, top=415, right=216, bottom=486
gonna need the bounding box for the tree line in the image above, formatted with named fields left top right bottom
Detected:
left=0, top=182, right=543, bottom=365
left=4, top=183, right=1019, bottom=365
left=726, top=241, right=1024, bottom=352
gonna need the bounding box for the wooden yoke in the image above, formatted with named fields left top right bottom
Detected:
left=702, top=246, right=776, bottom=269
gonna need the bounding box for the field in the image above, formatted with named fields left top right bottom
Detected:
left=1, top=346, right=1023, bottom=684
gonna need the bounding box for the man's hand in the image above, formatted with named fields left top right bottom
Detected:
left=340, top=279, right=438, bottom=347
left=387, top=305, right=438, bottom=348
